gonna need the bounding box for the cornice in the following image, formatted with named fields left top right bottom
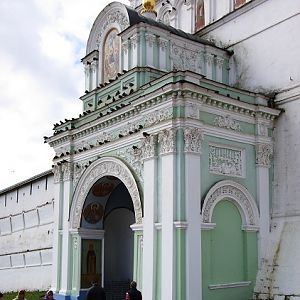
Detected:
left=48, top=71, right=280, bottom=151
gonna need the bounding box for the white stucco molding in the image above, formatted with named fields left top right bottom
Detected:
left=201, top=180, right=259, bottom=228
left=69, top=157, right=143, bottom=229
left=86, top=2, right=130, bottom=54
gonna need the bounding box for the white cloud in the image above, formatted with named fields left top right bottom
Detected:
left=0, top=0, right=129, bottom=189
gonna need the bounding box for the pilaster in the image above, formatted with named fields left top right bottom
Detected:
left=59, top=162, right=74, bottom=295
left=158, top=128, right=177, bottom=300
left=184, top=127, right=203, bottom=300
left=141, top=134, right=158, bottom=300
left=256, top=143, right=273, bottom=265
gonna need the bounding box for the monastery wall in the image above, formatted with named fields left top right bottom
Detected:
left=0, top=172, right=54, bottom=292
left=198, top=0, right=300, bottom=298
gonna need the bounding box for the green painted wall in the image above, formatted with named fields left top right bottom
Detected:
left=201, top=135, right=257, bottom=205
left=202, top=200, right=257, bottom=300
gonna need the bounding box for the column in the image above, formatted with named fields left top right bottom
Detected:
left=52, top=165, right=63, bottom=292
left=141, top=135, right=157, bottom=300
left=256, top=143, right=273, bottom=265
left=159, top=128, right=177, bottom=300
left=184, top=127, right=203, bottom=300
left=59, top=162, right=74, bottom=296
left=70, top=231, right=81, bottom=296
left=130, top=34, right=140, bottom=68
left=84, top=63, right=91, bottom=92
left=145, top=33, right=156, bottom=68
left=90, top=60, right=98, bottom=90
left=122, top=40, right=130, bottom=71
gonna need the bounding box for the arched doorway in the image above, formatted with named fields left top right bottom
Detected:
left=69, top=157, right=143, bottom=300
left=80, top=176, right=135, bottom=299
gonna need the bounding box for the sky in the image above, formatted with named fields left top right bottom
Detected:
left=0, top=0, right=129, bottom=190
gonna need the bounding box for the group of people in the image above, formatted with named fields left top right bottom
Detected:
left=86, top=280, right=142, bottom=300
left=0, top=290, right=54, bottom=300
left=0, top=281, right=141, bottom=300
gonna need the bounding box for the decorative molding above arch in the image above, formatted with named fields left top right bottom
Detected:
left=201, top=180, right=259, bottom=228
left=69, top=157, right=143, bottom=229
left=86, top=2, right=130, bottom=54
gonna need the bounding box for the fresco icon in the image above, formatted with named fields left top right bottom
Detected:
left=83, top=202, right=104, bottom=224
left=103, top=29, right=120, bottom=83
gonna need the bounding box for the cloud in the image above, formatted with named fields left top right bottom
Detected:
left=0, top=0, right=129, bottom=190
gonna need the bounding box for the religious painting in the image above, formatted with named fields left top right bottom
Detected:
left=234, top=0, right=247, bottom=9
left=92, top=182, right=115, bottom=197
left=103, top=29, right=120, bottom=83
left=81, top=239, right=102, bottom=288
left=195, top=0, right=205, bottom=32
left=83, top=202, right=104, bottom=224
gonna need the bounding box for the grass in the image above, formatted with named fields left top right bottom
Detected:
left=3, top=291, right=46, bottom=300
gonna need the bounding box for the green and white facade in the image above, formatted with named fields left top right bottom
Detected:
left=45, top=2, right=280, bottom=300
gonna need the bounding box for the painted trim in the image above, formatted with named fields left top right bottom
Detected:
left=208, top=281, right=252, bottom=290
left=173, top=221, right=188, bottom=229
left=155, top=222, right=162, bottom=230
left=130, top=223, right=144, bottom=231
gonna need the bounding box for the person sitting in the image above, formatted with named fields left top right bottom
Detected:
left=125, top=281, right=142, bottom=300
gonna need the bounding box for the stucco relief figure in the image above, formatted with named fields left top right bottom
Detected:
left=103, top=29, right=120, bottom=83
left=195, top=0, right=205, bottom=31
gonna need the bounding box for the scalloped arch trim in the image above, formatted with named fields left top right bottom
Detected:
left=202, top=180, right=259, bottom=227
left=69, top=157, right=143, bottom=229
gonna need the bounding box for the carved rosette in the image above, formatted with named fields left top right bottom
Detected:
left=71, top=158, right=143, bottom=228
left=53, top=165, right=62, bottom=184
left=256, top=143, right=273, bottom=168
left=141, top=135, right=156, bottom=160
left=158, top=128, right=177, bottom=155
left=184, top=127, right=203, bottom=154
left=62, top=162, right=74, bottom=181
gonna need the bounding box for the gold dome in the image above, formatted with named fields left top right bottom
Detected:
left=141, top=0, right=156, bottom=14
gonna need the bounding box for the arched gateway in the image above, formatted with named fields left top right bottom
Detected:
left=69, top=158, right=143, bottom=299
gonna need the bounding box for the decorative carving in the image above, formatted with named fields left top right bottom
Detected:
left=257, top=123, right=268, bottom=136
left=62, top=162, right=74, bottom=181
left=214, top=115, right=242, bottom=132
left=209, top=145, right=244, bottom=177
left=73, top=236, right=78, bottom=250
left=139, top=235, right=144, bottom=249
left=94, top=10, right=129, bottom=49
left=158, top=128, right=177, bottom=155
left=70, top=158, right=143, bottom=228
left=145, top=33, right=156, bottom=47
left=122, top=40, right=129, bottom=52
left=184, top=127, right=203, bottom=153
left=158, top=38, right=168, bottom=50
left=144, top=108, right=173, bottom=127
left=202, top=180, right=259, bottom=227
left=141, top=135, right=156, bottom=160
left=130, top=34, right=140, bottom=49
left=171, top=43, right=198, bottom=72
left=53, top=165, right=62, bottom=183
left=186, top=102, right=200, bottom=119
left=256, top=143, right=273, bottom=168
left=117, top=146, right=144, bottom=180
left=204, top=53, right=214, bottom=65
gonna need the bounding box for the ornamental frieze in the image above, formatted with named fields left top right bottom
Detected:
left=214, top=115, right=242, bottom=132
left=256, top=143, right=273, bottom=168
left=144, top=108, right=173, bottom=127
left=209, top=145, right=244, bottom=177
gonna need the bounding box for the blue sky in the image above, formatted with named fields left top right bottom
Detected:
left=0, top=0, right=128, bottom=189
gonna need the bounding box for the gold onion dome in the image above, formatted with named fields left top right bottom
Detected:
left=141, top=0, right=157, bottom=15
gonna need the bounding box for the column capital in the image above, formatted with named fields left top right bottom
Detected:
left=53, top=165, right=63, bottom=183
left=61, top=162, right=74, bottom=181
left=256, top=143, right=273, bottom=168
left=158, top=128, right=177, bottom=155
left=141, top=134, right=157, bottom=161
left=184, top=127, right=203, bottom=154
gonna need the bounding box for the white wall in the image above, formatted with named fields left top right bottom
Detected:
left=0, top=173, right=54, bottom=292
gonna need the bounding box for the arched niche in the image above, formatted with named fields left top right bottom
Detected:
left=201, top=180, right=260, bottom=230
left=69, top=157, right=143, bottom=229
